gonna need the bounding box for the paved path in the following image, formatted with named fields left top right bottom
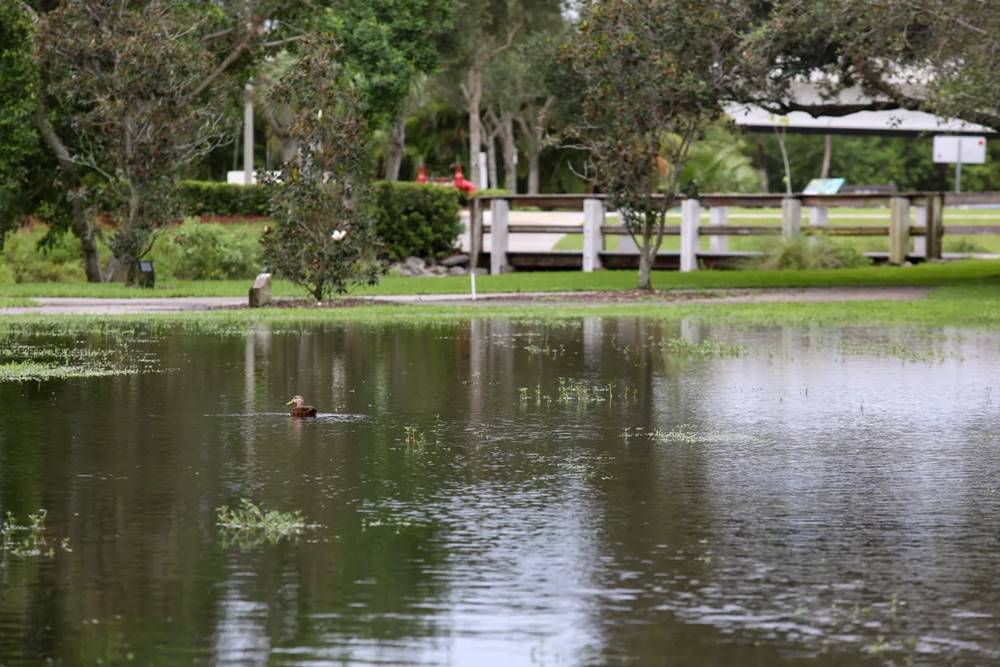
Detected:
left=0, top=287, right=931, bottom=315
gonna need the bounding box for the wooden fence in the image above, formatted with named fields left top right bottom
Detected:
left=468, top=192, right=1000, bottom=274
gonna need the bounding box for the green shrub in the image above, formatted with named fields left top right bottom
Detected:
left=944, top=237, right=990, bottom=254
left=177, top=180, right=271, bottom=217
left=0, top=226, right=86, bottom=282
left=372, top=182, right=462, bottom=260
left=753, top=236, right=870, bottom=270
left=151, top=219, right=263, bottom=280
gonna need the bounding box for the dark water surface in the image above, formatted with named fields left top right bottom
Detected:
left=1, top=318, right=999, bottom=666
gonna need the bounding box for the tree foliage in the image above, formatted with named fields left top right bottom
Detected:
left=565, top=0, right=753, bottom=289
left=262, top=43, right=380, bottom=301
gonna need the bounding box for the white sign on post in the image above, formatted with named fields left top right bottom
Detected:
left=933, top=136, right=986, bottom=164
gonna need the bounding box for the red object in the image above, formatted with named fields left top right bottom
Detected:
left=451, top=164, right=476, bottom=195
left=413, top=163, right=475, bottom=194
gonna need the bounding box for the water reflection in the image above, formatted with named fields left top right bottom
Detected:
left=0, top=318, right=998, bottom=665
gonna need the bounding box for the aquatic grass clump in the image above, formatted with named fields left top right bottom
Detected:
left=1, top=509, right=71, bottom=559
left=660, top=338, right=747, bottom=359
left=0, top=342, right=155, bottom=382
left=216, top=499, right=313, bottom=548
left=519, top=378, right=638, bottom=408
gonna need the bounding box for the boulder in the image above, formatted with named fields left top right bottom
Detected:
left=448, top=266, right=467, bottom=276
left=440, top=253, right=470, bottom=268
left=404, top=256, right=429, bottom=276
left=248, top=273, right=272, bottom=307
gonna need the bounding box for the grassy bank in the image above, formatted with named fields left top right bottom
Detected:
left=2, top=286, right=1000, bottom=333
left=2, top=259, right=1000, bottom=299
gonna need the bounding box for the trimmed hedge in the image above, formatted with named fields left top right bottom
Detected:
left=179, top=180, right=462, bottom=260
left=371, top=182, right=462, bottom=260
left=178, top=180, right=271, bottom=217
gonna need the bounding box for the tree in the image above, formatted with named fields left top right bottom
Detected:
left=738, top=1, right=1000, bottom=131
left=261, top=43, right=380, bottom=302
left=565, top=0, right=752, bottom=290
left=33, top=1, right=239, bottom=284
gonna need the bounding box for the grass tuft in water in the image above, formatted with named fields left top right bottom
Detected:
left=216, top=499, right=312, bottom=548
left=1, top=509, right=71, bottom=559
left=660, top=338, right=747, bottom=358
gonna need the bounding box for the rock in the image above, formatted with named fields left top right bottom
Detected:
left=429, top=265, right=448, bottom=276
left=448, top=266, right=467, bottom=276
left=404, top=256, right=428, bottom=276
left=440, top=253, right=469, bottom=268
left=248, top=273, right=272, bottom=307
left=389, top=263, right=412, bottom=276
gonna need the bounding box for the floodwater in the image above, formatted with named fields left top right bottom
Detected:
left=1, top=318, right=999, bottom=666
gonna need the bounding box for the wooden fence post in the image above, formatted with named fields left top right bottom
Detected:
left=680, top=198, right=701, bottom=272
left=708, top=206, right=728, bottom=252
left=781, top=198, right=802, bottom=240
left=913, top=205, right=927, bottom=258
left=583, top=198, right=604, bottom=272
left=926, top=194, right=944, bottom=260
left=889, top=196, right=910, bottom=265
left=490, top=198, right=510, bottom=275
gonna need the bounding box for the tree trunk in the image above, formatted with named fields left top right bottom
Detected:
left=820, top=134, right=832, bottom=178
left=385, top=115, right=406, bottom=181
left=637, top=246, right=653, bottom=290
left=34, top=107, right=104, bottom=282
left=485, top=134, right=498, bottom=190
left=774, top=127, right=793, bottom=194
left=528, top=150, right=541, bottom=195
left=466, top=66, right=483, bottom=189
left=501, top=114, right=517, bottom=193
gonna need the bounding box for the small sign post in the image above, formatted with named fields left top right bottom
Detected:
left=933, top=136, right=987, bottom=193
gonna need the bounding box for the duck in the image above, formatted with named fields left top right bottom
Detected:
left=285, top=395, right=318, bottom=418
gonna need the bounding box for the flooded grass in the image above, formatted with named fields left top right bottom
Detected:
left=1, top=509, right=71, bottom=559
left=216, top=499, right=314, bottom=548
left=0, top=341, right=154, bottom=382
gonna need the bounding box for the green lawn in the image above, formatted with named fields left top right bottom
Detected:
left=2, top=260, right=1000, bottom=299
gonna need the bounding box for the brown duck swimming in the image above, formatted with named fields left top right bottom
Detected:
left=286, top=395, right=318, bottom=418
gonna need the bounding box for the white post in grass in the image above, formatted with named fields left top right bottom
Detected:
left=913, top=205, right=928, bottom=259
left=809, top=206, right=829, bottom=227
left=680, top=198, right=701, bottom=272
left=708, top=206, right=728, bottom=252
left=490, top=198, right=510, bottom=276
left=583, top=198, right=605, bottom=272
left=781, top=198, right=802, bottom=240
left=889, top=196, right=910, bottom=265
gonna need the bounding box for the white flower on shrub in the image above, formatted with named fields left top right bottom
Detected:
left=331, top=229, right=347, bottom=242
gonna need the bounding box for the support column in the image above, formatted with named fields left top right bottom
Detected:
left=781, top=198, right=802, bottom=240
left=680, top=198, right=701, bottom=272
left=583, top=198, right=605, bottom=272
left=243, top=82, right=254, bottom=185
left=490, top=198, right=510, bottom=275
left=889, top=196, right=910, bottom=265
left=708, top=207, right=728, bottom=252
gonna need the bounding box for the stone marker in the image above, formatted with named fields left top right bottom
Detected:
left=249, top=273, right=272, bottom=308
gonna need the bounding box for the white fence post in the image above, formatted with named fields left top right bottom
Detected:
left=889, top=196, right=910, bottom=265
left=490, top=198, right=510, bottom=275
left=781, top=198, right=802, bottom=240
left=680, top=198, right=701, bottom=272
left=809, top=206, right=828, bottom=227
left=583, top=198, right=604, bottom=272
left=708, top=206, right=728, bottom=252
left=913, top=206, right=927, bottom=258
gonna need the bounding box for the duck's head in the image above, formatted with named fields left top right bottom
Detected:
left=286, top=395, right=305, bottom=407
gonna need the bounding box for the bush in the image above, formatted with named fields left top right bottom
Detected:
left=151, top=219, right=263, bottom=280
left=754, top=236, right=870, bottom=270
left=0, top=225, right=86, bottom=282
left=178, top=180, right=271, bottom=217
left=372, top=182, right=462, bottom=261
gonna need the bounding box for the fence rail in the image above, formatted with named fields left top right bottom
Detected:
left=467, top=191, right=1000, bottom=274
